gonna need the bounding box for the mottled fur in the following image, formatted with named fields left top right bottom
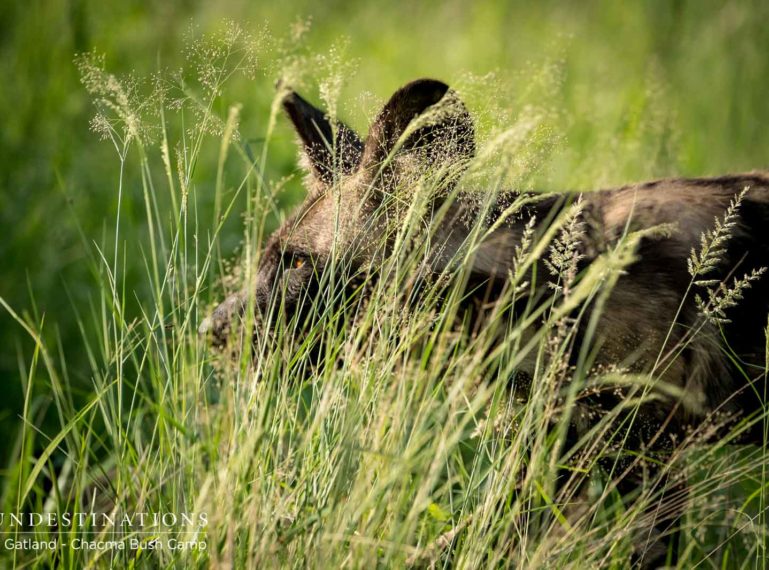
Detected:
left=201, top=78, right=769, bottom=566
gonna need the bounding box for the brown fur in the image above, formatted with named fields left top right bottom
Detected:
left=201, top=78, right=769, bottom=566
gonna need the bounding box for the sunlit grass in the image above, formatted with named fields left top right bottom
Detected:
left=1, top=20, right=767, bottom=570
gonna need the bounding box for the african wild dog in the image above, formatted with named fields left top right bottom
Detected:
left=201, top=78, right=769, bottom=564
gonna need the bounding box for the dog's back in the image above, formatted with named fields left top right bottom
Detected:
left=580, top=172, right=769, bottom=443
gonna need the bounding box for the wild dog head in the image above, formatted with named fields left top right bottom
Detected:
left=200, top=79, right=475, bottom=348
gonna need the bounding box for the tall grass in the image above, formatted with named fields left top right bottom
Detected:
left=1, top=21, right=767, bottom=569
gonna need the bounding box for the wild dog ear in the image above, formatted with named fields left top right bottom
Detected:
left=281, top=88, right=363, bottom=184
left=360, top=78, right=475, bottom=176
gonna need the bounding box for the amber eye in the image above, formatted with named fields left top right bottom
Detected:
left=293, top=257, right=306, bottom=269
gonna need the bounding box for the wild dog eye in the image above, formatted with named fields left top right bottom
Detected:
left=280, top=251, right=309, bottom=272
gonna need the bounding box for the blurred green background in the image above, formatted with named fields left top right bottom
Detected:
left=1, top=0, right=769, bottom=467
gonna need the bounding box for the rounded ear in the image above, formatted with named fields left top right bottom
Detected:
left=281, top=88, right=363, bottom=184
left=360, top=78, right=475, bottom=171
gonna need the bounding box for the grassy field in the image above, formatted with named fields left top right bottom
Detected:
left=1, top=0, right=769, bottom=567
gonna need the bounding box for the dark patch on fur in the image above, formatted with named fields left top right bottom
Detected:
left=203, top=78, right=769, bottom=568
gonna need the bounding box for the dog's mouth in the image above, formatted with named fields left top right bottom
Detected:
left=199, top=292, right=248, bottom=348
